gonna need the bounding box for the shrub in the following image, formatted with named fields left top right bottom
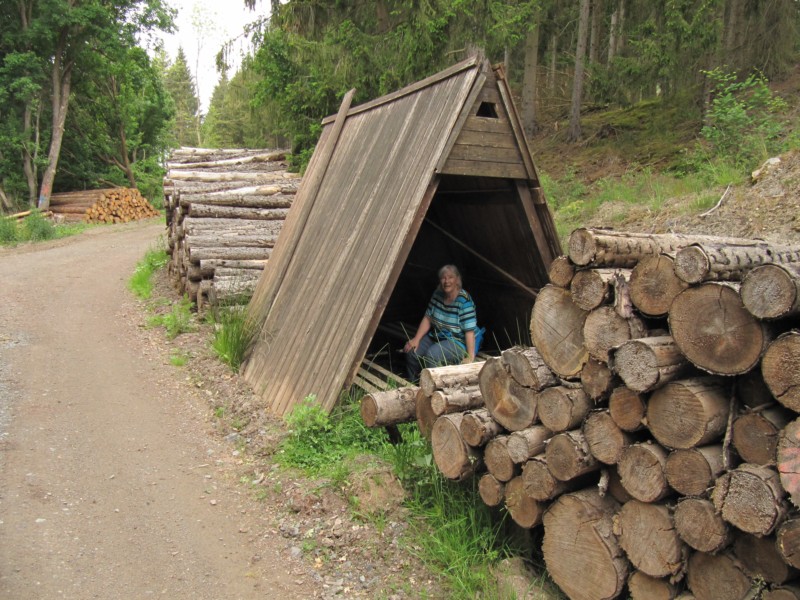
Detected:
left=0, top=217, right=19, bottom=244
left=210, top=305, right=255, bottom=372
left=22, top=210, right=56, bottom=241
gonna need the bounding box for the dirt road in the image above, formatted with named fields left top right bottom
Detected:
left=0, top=220, right=313, bottom=599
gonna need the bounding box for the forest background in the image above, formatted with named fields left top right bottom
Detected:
left=1, top=0, right=799, bottom=227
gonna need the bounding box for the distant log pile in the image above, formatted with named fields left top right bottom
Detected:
left=362, top=227, right=800, bottom=600
left=163, top=147, right=300, bottom=309
left=49, top=188, right=159, bottom=223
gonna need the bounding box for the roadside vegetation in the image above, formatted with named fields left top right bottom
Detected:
left=0, top=211, right=90, bottom=247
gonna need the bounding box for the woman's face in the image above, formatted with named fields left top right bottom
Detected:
left=440, top=269, right=459, bottom=295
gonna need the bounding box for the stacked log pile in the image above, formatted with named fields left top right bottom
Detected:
left=163, top=147, right=300, bottom=309
left=49, top=188, right=159, bottom=223
left=361, top=227, right=800, bottom=600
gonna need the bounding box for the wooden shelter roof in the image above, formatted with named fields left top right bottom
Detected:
left=243, top=56, right=561, bottom=416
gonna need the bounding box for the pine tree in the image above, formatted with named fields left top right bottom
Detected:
left=164, top=48, right=201, bottom=147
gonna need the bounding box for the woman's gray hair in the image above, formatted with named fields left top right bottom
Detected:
left=438, top=264, right=462, bottom=290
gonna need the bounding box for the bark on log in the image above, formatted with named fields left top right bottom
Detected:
left=764, top=586, right=800, bottom=600
left=459, top=408, right=504, bottom=447
left=686, top=551, right=753, bottom=600
left=627, top=571, right=679, bottom=600
left=583, top=409, right=636, bottom=465
left=609, top=386, right=647, bottom=432
left=734, top=532, right=798, bottom=585
left=674, top=241, right=800, bottom=284
left=581, top=358, right=616, bottom=400
left=188, top=204, right=290, bottom=220
left=570, top=268, right=631, bottom=311
left=478, top=473, right=505, bottom=507
left=741, top=263, right=800, bottom=320
left=777, top=518, right=800, bottom=569
left=567, top=228, right=751, bottom=268
left=546, top=429, right=601, bottom=481
left=583, top=306, right=647, bottom=363
left=506, top=425, right=552, bottom=464
left=431, top=413, right=481, bottom=480
left=738, top=368, right=776, bottom=409
left=777, top=417, right=800, bottom=508
left=665, top=445, right=726, bottom=497
left=647, top=378, right=730, bottom=450
left=419, top=361, right=485, bottom=396
left=673, top=497, right=732, bottom=554
left=521, top=455, right=572, bottom=501
left=530, top=284, right=589, bottom=378
left=733, top=406, right=792, bottom=466
left=185, top=234, right=279, bottom=249
left=484, top=435, right=518, bottom=482
left=712, top=463, right=787, bottom=536
left=607, top=466, right=634, bottom=504
left=542, top=489, right=628, bottom=600
left=613, top=500, right=685, bottom=579
left=415, top=389, right=437, bottom=439
left=617, top=442, right=671, bottom=503
left=669, top=283, right=768, bottom=375
left=762, top=331, right=800, bottom=412
left=478, top=356, right=540, bottom=431
left=504, top=476, right=544, bottom=528
left=548, top=255, right=575, bottom=287
left=188, top=247, right=273, bottom=262
left=360, top=386, right=419, bottom=427
left=183, top=217, right=284, bottom=236
left=179, top=191, right=294, bottom=209
left=501, top=346, right=557, bottom=390
left=538, top=385, right=593, bottom=433
left=430, top=384, right=483, bottom=416
left=629, top=254, right=690, bottom=317
left=610, top=336, right=691, bottom=393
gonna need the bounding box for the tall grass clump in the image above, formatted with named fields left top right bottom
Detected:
left=0, top=217, right=19, bottom=244
left=210, top=304, right=255, bottom=372
left=129, top=247, right=169, bottom=299
left=22, top=210, right=56, bottom=241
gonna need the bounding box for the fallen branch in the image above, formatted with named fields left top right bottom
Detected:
left=699, top=184, right=731, bottom=218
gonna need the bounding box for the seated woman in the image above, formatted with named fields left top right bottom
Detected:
left=404, top=264, right=478, bottom=382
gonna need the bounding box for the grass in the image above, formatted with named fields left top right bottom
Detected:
left=209, top=304, right=255, bottom=372
left=169, top=348, right=190, bottom=366
left=146, top=295, right=196, bottom=339
left=129, top=247, right=169, bottom=299
left=0, top=211, right=91, bottom=246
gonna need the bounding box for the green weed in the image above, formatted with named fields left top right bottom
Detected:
left=147, top=295, right=195, bottom=338
left=22, top=210, right=56, bottom=241
left=0, top=217, right=18, bottom=244
left=129, top=247, right=169, bottom=299
left=209, top=305, right=255, bottom=372
left=169, top=348, right=189, bottom=366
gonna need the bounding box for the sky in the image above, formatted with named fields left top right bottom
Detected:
left=157, top=0, right=270, bottom=112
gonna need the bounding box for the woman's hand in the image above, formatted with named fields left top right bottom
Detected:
left=460, top=356, right=474, bottom=365
left=404, top=338, right=419, bottom=353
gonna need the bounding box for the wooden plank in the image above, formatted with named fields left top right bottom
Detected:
left=352, top=375, right=382, bottom=395
left=439, top=159, right=528, bottom=179
left=516, top=181, right=561, bottom=267
left=453, top=129, right=518, bottom=149
left=362, top=360, right=412, bottom=388
left=494, top=64, right=539, bottom=181
left=460, top=115, right=514, bottom=135
left=435, top=73, right=486, bottom=175
left=476, top=86, right=502, bottom=104
left=447, top=143, right=522, bottom=163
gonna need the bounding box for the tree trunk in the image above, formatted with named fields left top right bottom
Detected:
left=430, top=385, right=482, bottom=416
left=627, top=571, right=679, bottom=600
left=415, top=388, right=437, bottom=439
left=583, top=409, right=636, bottom=465
left=546, top=429, right=601, bottom=481
left=686, top=551, right=753, bottom=600
left=520, top=15, right=540, bottom=137
left=647, top=377, right=730, bottom=450
left=570, top=268, right=631, bottom=311
left=521, top=454, right=572, bottom=501
left=741, top=263, right=800, bottom=320
left=501, top=346, right=557, bottom=390
left=589, top=0, right=603, bottom=67
left=617, top=442, right=671, bottom=503
left=542, top=489, right=628, bottom=600
left=614, top=500, right=685, bottom=578
left=712, top=463, right=788, bottom=536
left=419, top=361, right=484, bottom=396
left=22, top=101, right=40, bottom=206
left=504, top=476, right=543, bottom=528
left=765, top=586, right=800, bottom=600
left=763, top=332, right=800, bottom=412
left=581, top=358, right=616, bottom=400
left=674, top=242, right=800, bottom=284
left=673, top=497, right=732, bottom=554
left=38, top=39, right=72, bottom=210
left=629, top=254, right=689, bottom=317
left=484, top=435, right=518, bottom=482
left=567, top=0, right=591, bottom=142
left=665, top=444, right=725, bottom=497
left=777, top=518, right=800, bottom=569
left=548, top=255, right=575, bottom=288
left=360, top=386, right=419, bottom=427
left=459, top=408, right=504, bottom=447
left=530, top=285, right=589, bottom=378
left=188, top=205, right=290, bottom=220
left=777, top=417, right=800, bottom=508
left=609, top=386, right=647, bottom=432
left=733, top=406, right=792, bottom=466
left=506, top=425, right=552, bottom=464
left=478, top=473, right=505, bottom=507
left=583, top=306, right=647, bottom=363
left=610, top=336, right=691, bottom=393
left=547, top=32, right=558, bottom=94
left=431, top=413, right=481, bottom=480
left=538, top=385, right=593, bottom=433
left=478, top=356, right=540, bottom=431
left=734, top=532, right=798, bottom=585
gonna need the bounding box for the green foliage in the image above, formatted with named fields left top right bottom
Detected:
left=210, top=305, right=255, bottom=372
left=700, top=68, right=788, bottom=168
left=22, top=210, right=56, bottom=241
left=147, top=295, right=196, bottom=339
left=164, top=47, right=201, bottom=148
left=129, top=247, right=169, bottom=299
left=0, top=217, right=19, bottom=244
left=169, top=348, right=189, bottom=366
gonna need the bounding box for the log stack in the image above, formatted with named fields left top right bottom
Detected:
left=361, top=227, right=800, bottom=600
left=49, top=188, right=159, bottom=223
left=163, top=147, right=300, bottom=310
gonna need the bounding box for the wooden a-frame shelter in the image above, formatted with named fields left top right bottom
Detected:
left=243, top=55, right=562, bottom=416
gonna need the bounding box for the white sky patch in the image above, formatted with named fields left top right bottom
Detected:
left=156, top=0, right=269, bottom=112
